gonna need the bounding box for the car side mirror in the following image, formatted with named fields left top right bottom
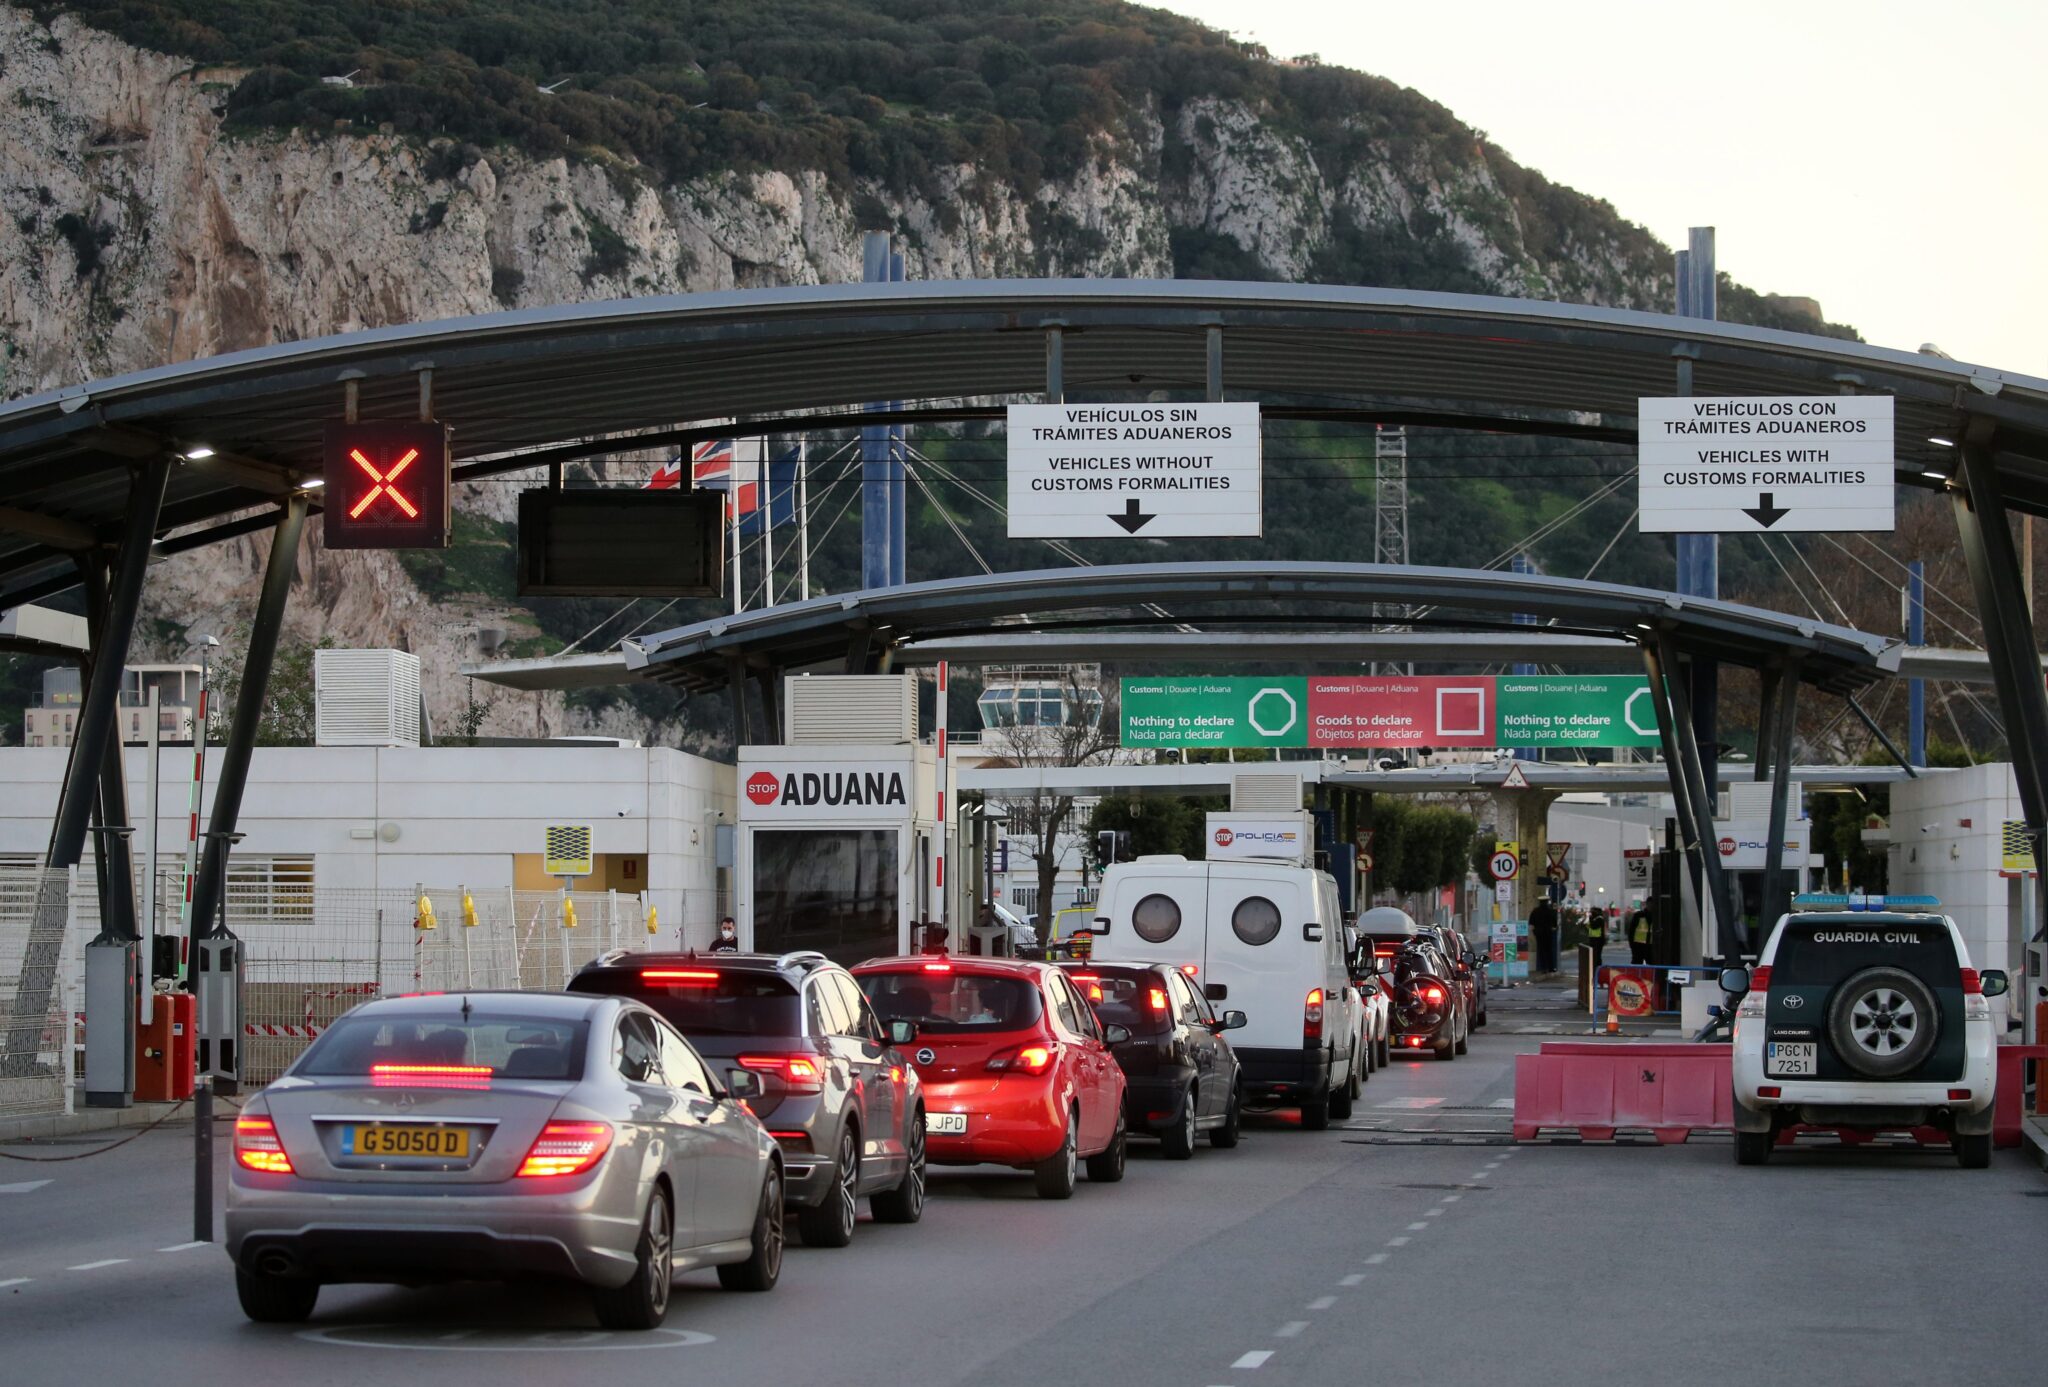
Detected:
left=724, top=1068, right=763, bottom=1100
left=1204, top=982, right=1229, bottom=1002
left=1216, top=1009, right=1248, bottom=1032
left=886, top=1018, right=918, bottom=1046
left=1718, top=966, right=1751, bottom=995
left=1102, top=1023, right=1132, bottom=1045
left=1980, top=969, right=2010, bottom=998
left=1303, top=923, right=1323, bottom=942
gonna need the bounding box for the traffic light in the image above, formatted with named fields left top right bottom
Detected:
left=1094, top=831, right=1116, bottom=871
left=322, top=421, right=452, bottom=550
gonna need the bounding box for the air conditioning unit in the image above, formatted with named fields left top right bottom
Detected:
left=314, top=649, right=422, bottom=747
left=1231, top=772, right=1304, bottom=814
left=783, top=674, right=915, bottom=745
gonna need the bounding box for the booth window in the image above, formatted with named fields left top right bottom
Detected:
left=752, top=829, right=899, bottom=964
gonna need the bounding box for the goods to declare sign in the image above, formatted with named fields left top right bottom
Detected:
left=1119, top=675, right=1658, bottom=749
left=1006, top=402, right=1261, bottom=538
left=1638, top=395, right=1894, bottom=533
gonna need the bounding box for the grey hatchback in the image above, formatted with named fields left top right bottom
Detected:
left=226, top=991, right=784, bottom=1328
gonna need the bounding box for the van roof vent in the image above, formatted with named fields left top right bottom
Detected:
left=1231, top=771, right=1303, bottom=814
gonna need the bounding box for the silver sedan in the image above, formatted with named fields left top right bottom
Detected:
left=227, top=990, right=784, bottom=1328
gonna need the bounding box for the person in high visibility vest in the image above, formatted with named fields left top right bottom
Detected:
left=1628, top=900, right=1654, bottom=965
left=1581, top=905, right=1606, bottom=956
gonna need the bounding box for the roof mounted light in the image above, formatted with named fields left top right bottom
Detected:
left=1926, top=436, right=1956, bottom=448
left=181, top=445, right=216, bottom=461
left=299, top=477, right=326, bottom=490
left=1919, top=470, right=1948, bottom=481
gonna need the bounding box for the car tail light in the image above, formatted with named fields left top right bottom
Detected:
left=1947, top=1087, right=1972, bottom=1100
left=1304, top=988, right=1324, bottom=1043
left=738, top=1054, right=825, bottom=1094
left=1959, top=968, right=1982, bottom=995
left=1736, top=964, right=1771, bottom=1019
left=1757, top=1085, right=1781, bottom=1099
left=370, top=1063, right=492, bottom=1090
left=642, top=968, right=719, bottom=984
left=1420, top=983, right=1446, bottom=1005
left=1748, top=966, right=1772, bottom=992
left=516, top=1121, right=614, bottom=1178
left=988, top=1043, right=1057, bottom=1075
left=921, top=962, right=953, bottom=973
left=1180, top=964, right=1199, bottom=977
left=769, top=1130, right=813, bottom=1153
left=1149, top=988, right=1170, bottom=1013
left=233, top=1115, right=293, bottom=1174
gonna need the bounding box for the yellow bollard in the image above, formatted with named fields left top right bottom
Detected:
left=462, top=892, right=478, bottom=928
left=645, top=905, right=659, bottom=936
left=563, top=898, right=578, bottom=930
left=415, top=895, right=437, bottom=931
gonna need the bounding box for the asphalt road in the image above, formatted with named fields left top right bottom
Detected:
left=3, top=1005, right=2042, bottom=1386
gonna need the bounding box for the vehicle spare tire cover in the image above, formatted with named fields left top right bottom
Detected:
left=1825, top=965, right=1939, bottom=1078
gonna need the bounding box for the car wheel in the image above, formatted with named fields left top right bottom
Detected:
left=1734, top=1129, right=1773, bottom=1166
left=1360, top=1033, right=1374, bottom=1081
left=1209, top=1084, right=1242, bottom=1149
left=795, top=1127, right=859, bottom=1248
left=1454, top=1022, right=1469, bottom=1055
left=1827, top=966, right=1939, bottom=1078
left=1085, top=1112, right=1128, bottom=1183
left=592, top=1185, right=674, bottom=1329
left=1329, top=1057, right=1356, bottom=1119
left=1434, top=1029, right=1456, bottom=1060
left=1955, top=1131, right=1991, bottom=1169
left=1474, top=1005, right=1488, bottom=1029
left=1300, top=1087, right=1332, bottom=1131
left=871, top=1110, right=926, bottom=1224
left=1034, top=1112, right=1079, bottom=1199
left=1161, top=1087, right=1198, bottom=1160
left=1376, top=1033, right=1391, bottom=1069
left=235, top=1264, right=320, bottom=1324
left=718, top=1162, right=784, bottom=1292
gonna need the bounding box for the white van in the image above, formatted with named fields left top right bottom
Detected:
left=1090, top=855, right=1367, bottom=1130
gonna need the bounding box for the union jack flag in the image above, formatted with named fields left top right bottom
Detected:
left=645, top=438, right=758, bottom=516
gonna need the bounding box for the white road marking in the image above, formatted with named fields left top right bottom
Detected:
left=1340, top=1273, right=1368, bottom=1285
left=1374, top=1097, right=1444, bottom=1109
left=1389, top=1236, right=1411, bottom=1247
left=1233, top=1350, right=1274, bottom=1369
left=1441, top=1193, right=1462, bottom=1202
left=67, top=1258, right=129, bottom=1271
left=1490, top=1098, right=1516, bottom=1108
left=0, top=1180, right=53, bottom=1194
left=1275, top=1322, right=1308, bottom=1338
left=0, top=1278, right=30, bottom=1289
left=1307, top=1296, right=1337, bottom=1311
left=157, top=1241, right=207, bottom=1253
left=1424, top=1208, right=1445, bottom=1218
left=1407, top=1222, right=1430, bottom=1231
left=1365, top=1253, right=1389, bottom=1265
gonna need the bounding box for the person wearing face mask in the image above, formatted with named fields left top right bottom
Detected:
left=710, top=915, right=740, bottom=952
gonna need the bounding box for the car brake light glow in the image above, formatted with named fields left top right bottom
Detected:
left=1304, top=987, right=1324, bottom=1042
left=1420, top=983, right=1446, bottom=1005
left=1180, top=964, right=1199, bottom=977
left=516, top=1121, right=614, bottom=1178
left=988, top=1043, right=1057, bottom=1075
left=1148, top=988, right=1170, bottom=1013
left=921, top=962, right=953, bottom=973
left=738, top=1055, right=824, bottom=1093
left=1749, top=966, right=1772, bottom=992
left=642, top=968, right=720, bottom=983
left=370, top=1063, right=492, bottom=1089
left=1070, top=973, right=1100, bottom=982
left=233, top=1115, right=293, bottom=1174
left=1959, top=968, right=1982, bottom=995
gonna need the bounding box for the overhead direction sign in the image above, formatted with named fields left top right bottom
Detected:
left=323, top=421, right=452, bottom=550
left=1006, top=402, right=1261, bottom=538
left=1637, top=395, right=1894, bottom=533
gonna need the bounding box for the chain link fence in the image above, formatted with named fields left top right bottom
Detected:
left=0, top=867, right=726, bottom=1110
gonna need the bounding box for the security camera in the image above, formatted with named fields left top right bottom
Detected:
left=617, top=810, right=628, bottom=818
left=1920, top=823, right=1936, bottom=835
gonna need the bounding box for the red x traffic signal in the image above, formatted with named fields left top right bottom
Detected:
left=322, top=421, right=451, bottom=550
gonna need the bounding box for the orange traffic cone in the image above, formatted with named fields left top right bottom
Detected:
left=1604, top=1003, right=1620, bottom=1035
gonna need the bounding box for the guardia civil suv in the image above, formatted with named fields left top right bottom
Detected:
left=1728, top=896, right=2010, bottom=1168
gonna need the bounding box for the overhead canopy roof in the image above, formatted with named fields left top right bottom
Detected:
left=4, top=278, right=2047, bottom=609
left=615, top=561, right=1901, bottom=696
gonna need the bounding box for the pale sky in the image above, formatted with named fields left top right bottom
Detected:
left=1162, top=0, right=2048, bottom=379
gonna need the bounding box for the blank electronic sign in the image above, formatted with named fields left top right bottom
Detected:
left=322, top=421, right=452, bottom=550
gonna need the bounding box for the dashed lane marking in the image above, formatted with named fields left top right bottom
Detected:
left=1440, top=1194, right=1462, bottom=1202
left=1406, top=1222, right=1430, bottom=1231
left=1374, top=1097, right=1445, bottom=1109
left=1275, top=1322, right=1308, bottom=1338
left=1340, top=1273, right=1368, bottom=1285
left=1307, top=1296, right=1337, bottom=1311
left=0, top=1180, right=54, bottom=1194
left=67, top=1259, right=129, bottom=1271
left=1232, top=1350, right=1274, bottom=1369
left=0, top=1278, right=30, bottom=1289
left=157, top=1241, right=207, bottom=1253
left=1388, top=1236, right=1411, bottom=1247
left=1364, top=1253, right=1389, bottom=1265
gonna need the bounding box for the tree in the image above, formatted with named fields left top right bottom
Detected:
left=1083, top=791, right=1219, bottom=860
left=207, top=633, right=333, bottom=746
left=981, top=672, right=1123, bottom=929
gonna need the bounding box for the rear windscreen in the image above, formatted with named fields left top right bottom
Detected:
left=1063, top=969, right=1170, bottom=1035
left=297, top=1013, right=590, bottom=1081
left=860, top=971, right=1044, bottom=1033
left=570, top=969, right=802, bottom=1038
left=1770, top=918, right=1959, bottom=986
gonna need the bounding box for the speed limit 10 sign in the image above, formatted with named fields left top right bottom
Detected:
left=1490, top=848, right=1520, bottom=881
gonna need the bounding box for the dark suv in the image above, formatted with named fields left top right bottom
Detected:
left=1056, top=961, right=1247, bottom=1158
left=569, top=950, right=927, bottom=1246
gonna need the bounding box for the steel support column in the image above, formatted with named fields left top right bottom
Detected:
left=1642, top=638, right=1705, bottom=962
left=2, top=457, right=167, bottom=1077
left=188, top=496, right=306, bottom=949
left=1648, top=634, right=1732, bottom=959
left=1953, top=436, right=2048, bottom=952
left=82, top=551, right=139, bottom=943
left=1757, top=662, right=1801, bottom=945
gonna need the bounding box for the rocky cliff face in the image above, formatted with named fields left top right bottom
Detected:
left=0, top=6, right=1672, bottom=741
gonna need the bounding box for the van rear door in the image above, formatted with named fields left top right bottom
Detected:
left=1203, top=867, right=1306, bottom=1054
left=1100, top=868, right=1208, bottom=973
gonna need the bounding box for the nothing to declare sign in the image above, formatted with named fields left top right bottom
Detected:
left=1120, top=675, right=1658, bottom=749
left=1638, top=395, right=1894, bottom=533
left=1006, top=402, right=1261, bottom=538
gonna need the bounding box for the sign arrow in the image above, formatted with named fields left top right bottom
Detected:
left=1109, top=497, right=1155, bottom=533
left=1742, top=492, right=1790, bottom=528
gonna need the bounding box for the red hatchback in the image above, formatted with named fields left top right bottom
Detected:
left=851, top=956, right=1128, bottom=1200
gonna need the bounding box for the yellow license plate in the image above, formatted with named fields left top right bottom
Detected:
left=350, top=1124, right=471, bottom=1158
